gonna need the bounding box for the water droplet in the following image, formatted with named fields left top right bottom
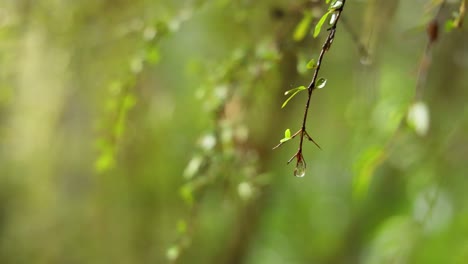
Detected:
left=294, top=159, right=306, bottom=177
left=316, top=78, right=327, bottom=89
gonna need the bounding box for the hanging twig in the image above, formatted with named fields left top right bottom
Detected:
left=275, top=0, right=348, bottom=176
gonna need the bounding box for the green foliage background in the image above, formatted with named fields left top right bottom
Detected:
left=0, top=0, right=467, bottom=263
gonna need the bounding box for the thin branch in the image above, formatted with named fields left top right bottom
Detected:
left=278, top=0, right=347, bottom=172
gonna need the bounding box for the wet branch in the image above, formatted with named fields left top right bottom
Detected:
left=275, top=0, right=347, bottom=176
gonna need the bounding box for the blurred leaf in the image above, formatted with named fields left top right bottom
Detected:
left=316, top=78, right=327, bottom=89
left=238, top=181, right=255, bottom=200
left=180, top=185, right=194, bottom=206
left=167, top=245, right=180, bottom=261
left=294, top=12, right=313, bottom=41
left=314, top=11, right=331, bottom=38
left=407, top=101, right=430, bottom=136
left=353, top=146, right=385, bottom=201
left=284, top=85, right=307, bottom=96
left=294, top=157, right=306, bottom=178
left=364, top=216, right=415, bottom=264
left=306, top=58, right=317, bottom=69
left=330, top=0, right=343, bottom=9
left=123, top=94, right=137, bottom=110
left=444, top=19, right=456, bottom=32
left=329, top=12, right=338, bottom=25
left=184, top=155, right=204, bottom=179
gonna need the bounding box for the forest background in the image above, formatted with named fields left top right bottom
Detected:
left=0, top=0, right=467, bottom=263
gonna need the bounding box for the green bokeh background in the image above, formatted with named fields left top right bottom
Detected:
left=0, top=1, right=467, bottom=263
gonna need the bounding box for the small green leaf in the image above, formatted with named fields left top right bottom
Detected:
left=282, top=86, right=306, bottom=108
left=280, top=137, right=291, bottom=143
left=325, top=0, right=331, bottom=4
left=306, top=58, right=317, bottom=69
left=293, top=12, right=313, bottom=41
left=314, top=11, right=331, bottom=38
left=316, top=78, right=327, bottom=89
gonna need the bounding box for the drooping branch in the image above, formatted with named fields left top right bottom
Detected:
left=275, top=0, right=348, bottom=177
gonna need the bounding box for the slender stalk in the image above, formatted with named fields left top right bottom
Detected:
left=284, top=0, right=347, bottom=169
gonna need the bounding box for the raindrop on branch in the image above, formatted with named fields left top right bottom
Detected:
left=294, top=158, right=306, bottom=178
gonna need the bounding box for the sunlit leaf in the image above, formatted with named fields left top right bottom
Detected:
left=330, top=0, right=343, bottom=9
